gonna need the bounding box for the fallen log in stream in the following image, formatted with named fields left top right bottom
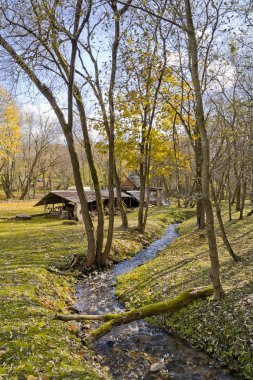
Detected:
left=55, top=286, right=213, bottom=341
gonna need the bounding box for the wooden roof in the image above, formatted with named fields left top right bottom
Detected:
left=126, top=190, right=160, bottom=203
left=34, top=189, right=131, bottom=207
left=128, top=173, right=140, bottom=188
left=121, top=173, right=140, bottom=190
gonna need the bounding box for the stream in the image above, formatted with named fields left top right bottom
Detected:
left=75, top=225, right=238, bottom=380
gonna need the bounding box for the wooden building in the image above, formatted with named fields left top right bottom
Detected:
left=34, top=189, right=139, bottom=219
left=121, top=173, right=164, bottom=206
left=121, top=172, right=140, bottom=191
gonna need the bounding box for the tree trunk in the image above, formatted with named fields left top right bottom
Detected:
left=211, top=181, right=240, bottom=262
left=250, top=171, right=253, bottom=207
left=138, top=158, right=146, bottom=233
left=143, top=148, right=151, bottom=231
left=239, top=180, right=247, bottom=220
left=102, top=132, right=115, bottom=265
left=235, top=181, right=241, bottom=212
left=19, top=156, right=40, bottom=200
left=101, top=4, right=124, bottom=265
left=163, top=175, right=170, bottom=198
left=55, top=287, right=213, bottom=340
left=114, top=163, right=128, bottom=228
left=33, top=178, right=37, bottom=199
left=184, top=0, right=224, bottom=299
left=195, top=142, right=205, bottom=229
left=227, top=172, right=232, bottom=222
left=65, top=131, right=97, bottom=268
left=75, top=92, right=105, bottom=264
left=1, top=160, right=15, bottom=199
left=172, top=119, right=182, bottom=209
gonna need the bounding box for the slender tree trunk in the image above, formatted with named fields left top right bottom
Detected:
left=228, top=173, right=232, bottom=222
left=143, top=147, right=151, bottom=231
left=138, top=156, right=146, bottom=233
left=20, top=176, right=31, bottom=200
left=184, top=0, right=224, bottom=299
left=235, top=181, right=241, bottom=212
left=231, top=184, right=237, bottom=205
left=163, top=175, right=170, bottom=198
left=20, top=158, right=39, bottom=200
left=138, top=107, right=149, bottom=233
left=101, top=2, right=124, bottom=264
left=172, top=117, right=181, bottom=208
left=75, top=93, right=104, bottom=264
left=217, top=183, right=225, bottom=205
left=195, top=144, right=205, bottom=229
left=176, top=172, right=181, bottom=208
left=114, top=163, right=128, bottom=228
left=102, top=131, right=115, bottom=265
left=2, top=160, right=16, bottom=199
left=250, top=175, right=253, bottom=207
left=33, top=178, right=37, bottom=199
left=211, top=181, right=240, bottom=261
left=65, top=131, right=96, bottom=268
left=239, top=180, right=247, bottom=220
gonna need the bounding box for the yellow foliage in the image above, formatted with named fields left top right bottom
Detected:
left=0, top=87, right=21, bottom=161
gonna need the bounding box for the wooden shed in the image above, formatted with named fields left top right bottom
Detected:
left=34, top=189, right=139, bottom=218
left=121, top=172, right=140, bottom=191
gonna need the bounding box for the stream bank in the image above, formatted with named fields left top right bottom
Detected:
left=76, top=225, right=238, bottom=380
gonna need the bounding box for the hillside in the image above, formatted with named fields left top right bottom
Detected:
left=116, top=207, right=253, bottom=379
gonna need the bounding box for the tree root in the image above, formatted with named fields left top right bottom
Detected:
left=62, top=254, right=84, bottom=270
left=55, top=286, right=213, bottom=341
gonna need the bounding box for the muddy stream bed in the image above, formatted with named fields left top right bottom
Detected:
left=75, top=225, right=239, bottom=380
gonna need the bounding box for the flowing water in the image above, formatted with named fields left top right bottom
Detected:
left=76, top=225, right=238, bottom=380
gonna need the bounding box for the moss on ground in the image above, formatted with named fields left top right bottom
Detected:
left=116, top=205, right=253, bottom=379
left=0, top=201, right=179, bottom=379
left=0, top=214, right=109, bottom=379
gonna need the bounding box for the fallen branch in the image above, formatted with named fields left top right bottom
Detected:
left=47, top=266, right=72, bottom=276
left=54, top=313, right=118, bottom=322
left=55, top=286, right=213, bottom=340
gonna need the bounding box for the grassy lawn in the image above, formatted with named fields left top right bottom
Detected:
left=0, top=200, right=45, bottom=218
left=0, top=203, right=186, bottom=379
left=116, top=205, right=253, bottom=379
left=0, top=216, right=106, bottom=379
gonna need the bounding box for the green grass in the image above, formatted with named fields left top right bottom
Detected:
left=0, top=200, right=44, bottom=218
left=111, top=206, right=195, bottom=262
left=0, top=216, right=108, bottom=379
left=116, top=206, right=253, bottom=379
left=0, top=204, right=181, bottom=379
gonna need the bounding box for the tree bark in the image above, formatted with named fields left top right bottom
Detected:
left=195, top=145, right=205, bottom=230
left=235, top=181, right=241, bottom=212
left=65, top=131, right=97, bottom=268
left=211, top=181, right=240, bottom=262
left=184, top=0, right=224, bottom=299
left=228, top=172, right=232, bottom=222
left=74, top=92, right=105, bottom=265
left=239, top=180, right=247, bottom=220
left=1, top=160, right=15, bottom=199
left=114, top=163, right=128, bottom=228
left=138, top=154, right=146, bottom=233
